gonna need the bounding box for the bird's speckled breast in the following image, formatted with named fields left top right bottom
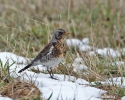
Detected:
left=52, top=39, right=66, bottom=57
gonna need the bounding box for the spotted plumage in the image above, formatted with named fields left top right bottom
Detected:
left=18, top=29, right=69, bottom=79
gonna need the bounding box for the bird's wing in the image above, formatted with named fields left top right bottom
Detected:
left=32, top=42, right=53, bottom=63
left=18, top=42, right=54, bottom=73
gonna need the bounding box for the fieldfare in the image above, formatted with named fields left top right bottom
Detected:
left=18, top=29, right=69, bottom=79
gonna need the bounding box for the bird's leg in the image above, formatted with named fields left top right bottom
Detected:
left=47, top=67, right=53, bottom=77
left=50, top=68, right=59, bottom=80
left=50, top=68, right=54, bottom=77
left=47, top=67, right=58, bottom=80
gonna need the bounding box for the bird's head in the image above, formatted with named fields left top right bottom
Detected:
left=52, top=28, right=69, bottom=43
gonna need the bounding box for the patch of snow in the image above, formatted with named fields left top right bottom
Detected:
left=72, top=57, right=88, bottom=72
left=73, top=57, right=85, bottom=64
left=0, top=96, right=12, bottom=100
left=0, top=52, right=28, bottom=65
left=89, top=51, right=96, bottom=56
left=96, top=48, right=121, bottom=58
left=38, top=76, right=105, bottom=100
left=66, top=38, right=83, bottom=47
left=73, top=64, right=88, bottom=72
left=19, top=72, right=105, bottom=100
left=122, top=48, right=125, bottom=55
left=100, top=77, right=125, bottom=87
left=123, top=48, right=125, bottom=52
left=82, top=38, right=89, bottom=45
left=75, top=78, right=89, bottom=85
left=79, top=45, right=92, bottom=52
left=121, top=96, right=125, bottom=100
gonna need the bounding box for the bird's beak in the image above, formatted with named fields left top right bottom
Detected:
left=64, top=32, right=69, bottom=35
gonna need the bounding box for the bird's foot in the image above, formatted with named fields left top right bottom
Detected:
left=50, top=75, right=59, bottom=80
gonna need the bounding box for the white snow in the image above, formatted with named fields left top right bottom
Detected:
left=89, top=51, right=96, bottom=56
left=104, top=77, right=125, bottom=86
left=0, top=96, right=12, bottom=100
left=66, top=38, right=83, bottom=47
left=79, top=45, right=92, bottom=52
left=123, top=48, right=125, bottom=52
left=121, top=96, right=125, bottom=100
left=122, top=48, right=125, bottom=55
left=66, top=38, right=91, bottom=51
left=93, top=77, right=125, bottom=87
left=73, top=64, right=88, bottom=72
left=66, top=38, right=123, bottom=58
left=75, top=78, right=89, bottom=85
left=0, top=52, right=28, bottom=65
left=82, top=38, right=89, bottom=45
left=96, top=48, right=121, bottom=58
left=73, top=57, right=85, bottom=64
left=0, top=52, right=106, bottom=100
left=72, top=57, right=88, bottom=72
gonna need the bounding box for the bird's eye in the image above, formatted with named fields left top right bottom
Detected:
left=59, top=32, right=63, bottom=35
left=55, top=32, right=62, bottom=40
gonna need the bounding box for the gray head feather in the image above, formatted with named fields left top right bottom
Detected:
left=51, top=29, right=66, bottom=43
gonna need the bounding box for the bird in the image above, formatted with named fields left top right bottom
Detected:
left=18, top=28, right=69, bottom=79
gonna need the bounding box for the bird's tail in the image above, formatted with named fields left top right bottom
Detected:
left=18, top=63, right=32, bottom=73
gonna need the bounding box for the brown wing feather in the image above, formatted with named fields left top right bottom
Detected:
left=18, top=42, right=53, bottom=73
left=32, top=42, right=52, bottom=63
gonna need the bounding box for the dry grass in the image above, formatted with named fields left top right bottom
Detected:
left=0, top=0, right=125, bottom=99
left=0, top=79, right=41, bottom=100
